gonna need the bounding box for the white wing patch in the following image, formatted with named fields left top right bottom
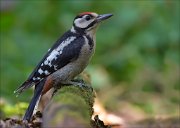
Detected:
left=33, top=77, right=41, bottom=80
left=38, top=68, right=50, bottom=75
left=56, top=37, right=76, bottom=52
left=44, top=70, right=50, bottom=75
left=43, top=37, right=76, bottom=69
left=32, top=37, right=76, bottom=82
left=46, top=50, right=59, bottom=62
left=38, top=68, right=43, bottom=74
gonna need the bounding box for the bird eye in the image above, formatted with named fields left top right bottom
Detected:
left=85, top=15, right=91, bottom=21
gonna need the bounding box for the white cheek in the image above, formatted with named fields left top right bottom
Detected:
left=74, top=18, right=93, bottom=28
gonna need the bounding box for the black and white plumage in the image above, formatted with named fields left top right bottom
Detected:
left=14, top=12, right=113, bottom=121
left=15, top=32, right=86, bottom=94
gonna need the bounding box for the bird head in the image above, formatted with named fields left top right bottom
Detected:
left=71, top=12, right=113, bottom=35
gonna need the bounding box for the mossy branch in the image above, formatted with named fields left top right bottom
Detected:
left=0, top=80, right=112, bottom=128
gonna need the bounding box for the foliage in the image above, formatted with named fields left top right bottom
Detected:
left=0, top=99, right=27, bottom=119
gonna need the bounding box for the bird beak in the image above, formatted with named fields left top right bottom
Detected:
left=96, top=14, right=113, bottom=22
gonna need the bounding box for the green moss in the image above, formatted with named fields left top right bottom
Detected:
left=44, top=84, right=95, bottom=125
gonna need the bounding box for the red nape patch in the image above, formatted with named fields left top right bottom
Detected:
left=79, top=12, right=94, bottom=16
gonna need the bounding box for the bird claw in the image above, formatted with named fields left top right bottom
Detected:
left=72, top=80, right=93, bottom=92
left=71, top=79, right=85, bottom=84
left=53, top=79, right=93, bottom=94
left=67, top=79, right=93, bottom=91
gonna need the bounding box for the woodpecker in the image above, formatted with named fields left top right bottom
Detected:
left=14, top=12, right=113, bottom=121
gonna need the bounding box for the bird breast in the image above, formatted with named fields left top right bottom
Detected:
left=68, top=35, right=95, bottom=76
left=50, top=35, right=95, bottom=83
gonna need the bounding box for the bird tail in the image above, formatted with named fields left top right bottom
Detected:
left=23, top=79, right=45, bottom=121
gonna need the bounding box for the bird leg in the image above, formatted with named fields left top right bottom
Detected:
left=53, top=79, right=93, bottom=96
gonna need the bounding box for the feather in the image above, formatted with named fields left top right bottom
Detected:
left=23, top=79, right=45, bottom=121
left=15, top=31, right=83, bottom=94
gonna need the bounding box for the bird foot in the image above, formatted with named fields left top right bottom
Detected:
left=70, top=79, right=93, bottom=92
left=53, top=79, right=93, bottom=94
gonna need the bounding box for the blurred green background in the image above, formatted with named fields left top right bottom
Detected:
left=0, top=0, right=179, bottom=122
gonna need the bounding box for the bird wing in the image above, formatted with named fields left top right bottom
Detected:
left=15, top=32, right=84, bottom=94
